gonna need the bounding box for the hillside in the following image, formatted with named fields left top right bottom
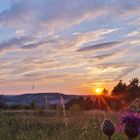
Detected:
left=0, top=93, right=87, bottom=107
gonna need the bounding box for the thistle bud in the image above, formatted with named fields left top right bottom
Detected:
left=117, top=111, right=140, bottom=140
left=101, top=118, right=115, bottom=137
left=124, top=123, right=139, bottom=139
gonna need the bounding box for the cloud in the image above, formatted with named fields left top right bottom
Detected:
left=0, top=36, right=28, bottom=51
left=0, top=0, right=140, bottom=94
left=77, top=41, right=122, bottom=52
left=127, top=31, right=140, bottom=37
left=129, top=39, right=140, bottom=45
left=90, top=53, right=118, bottom=60
left=0, top=36, right=56, bottom=52
left=113, top=0, right=140, bottom=15
left=21, top=41, right=47, bottom=49
left=0, top=28, right=119, bottom=54
left=94, top=62, right=139, bottom=81
left=0, top=0, right=139, bottom=33
left=0, top=0, right=33, bottom=27
left=0, top=0, right=107, bottom=31
left=0, top=36, right=37, bottom=53
left=114, top=65, right=139, bottom=81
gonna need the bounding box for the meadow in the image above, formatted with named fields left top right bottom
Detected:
left=0, top=110, right=139, bottom=140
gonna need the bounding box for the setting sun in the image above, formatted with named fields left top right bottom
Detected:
left=95, top=88, right=103, bottom=95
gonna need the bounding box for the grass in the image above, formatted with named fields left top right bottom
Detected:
left=0, top=110, right=139, bottom=140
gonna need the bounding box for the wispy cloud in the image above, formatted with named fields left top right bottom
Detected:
left=0, top=0, right=139, bottom=33
left=0, top=0, right=140, bottom=94
left=114, top=64, right=139, bottom=81
left=77, top=41, right=122, bottom=52
left=0, top=36, right=29, bottom=52
left=90, top=52, right=119, bottom=60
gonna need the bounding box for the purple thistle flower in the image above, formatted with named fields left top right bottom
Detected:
left=117, top=111, right=140, bottom=139
left=119, top=112, right=140, bottom=130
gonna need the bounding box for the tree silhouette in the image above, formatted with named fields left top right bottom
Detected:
left=103, top=88, right=109, bottom=95
left=111, top=80, right=127, bottom=96
left=111, top=78, right=140, bottom=103
left=127, top=78, right=140, bottom=102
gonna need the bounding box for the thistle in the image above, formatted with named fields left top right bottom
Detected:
left=101, top=118, right=115, bottom=140
left=118, top=111, right=140, bottom=140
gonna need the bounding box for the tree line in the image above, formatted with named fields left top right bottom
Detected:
left=66, top=78, right=140, bottom=111
left=111, top=77, right=140, bottom=102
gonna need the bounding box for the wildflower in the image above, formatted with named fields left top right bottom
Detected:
left=101, top=118, right=115, bottom=140
left=118, top=111, right=140, bottom=139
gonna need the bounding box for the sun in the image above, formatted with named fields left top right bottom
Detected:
left=94, top=87, right=103, bottom=96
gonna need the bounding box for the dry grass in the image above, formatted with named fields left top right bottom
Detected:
left=0, top=110, right=139, bottom=140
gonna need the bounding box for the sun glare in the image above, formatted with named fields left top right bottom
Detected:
left=95, top=88, right=103, bottom=96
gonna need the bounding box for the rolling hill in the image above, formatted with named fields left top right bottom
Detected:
left=0, top=93, right=87, bottom=107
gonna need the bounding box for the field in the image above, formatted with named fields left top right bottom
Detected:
left=0, top=110, right=139, bottom=140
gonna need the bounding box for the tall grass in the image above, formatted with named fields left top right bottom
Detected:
left=0, top=111, right=139, bottom=140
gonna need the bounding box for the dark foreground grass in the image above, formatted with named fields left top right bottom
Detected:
left=0, top=111, right=139, bottom=140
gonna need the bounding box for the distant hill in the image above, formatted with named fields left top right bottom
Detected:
left=0, top=93, right=88, bottom=107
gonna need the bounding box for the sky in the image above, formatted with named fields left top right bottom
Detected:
left=0, top=0, right=140, bottom=95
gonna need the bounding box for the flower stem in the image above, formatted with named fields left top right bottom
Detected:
left=108, top=136, right=112, bottom=140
